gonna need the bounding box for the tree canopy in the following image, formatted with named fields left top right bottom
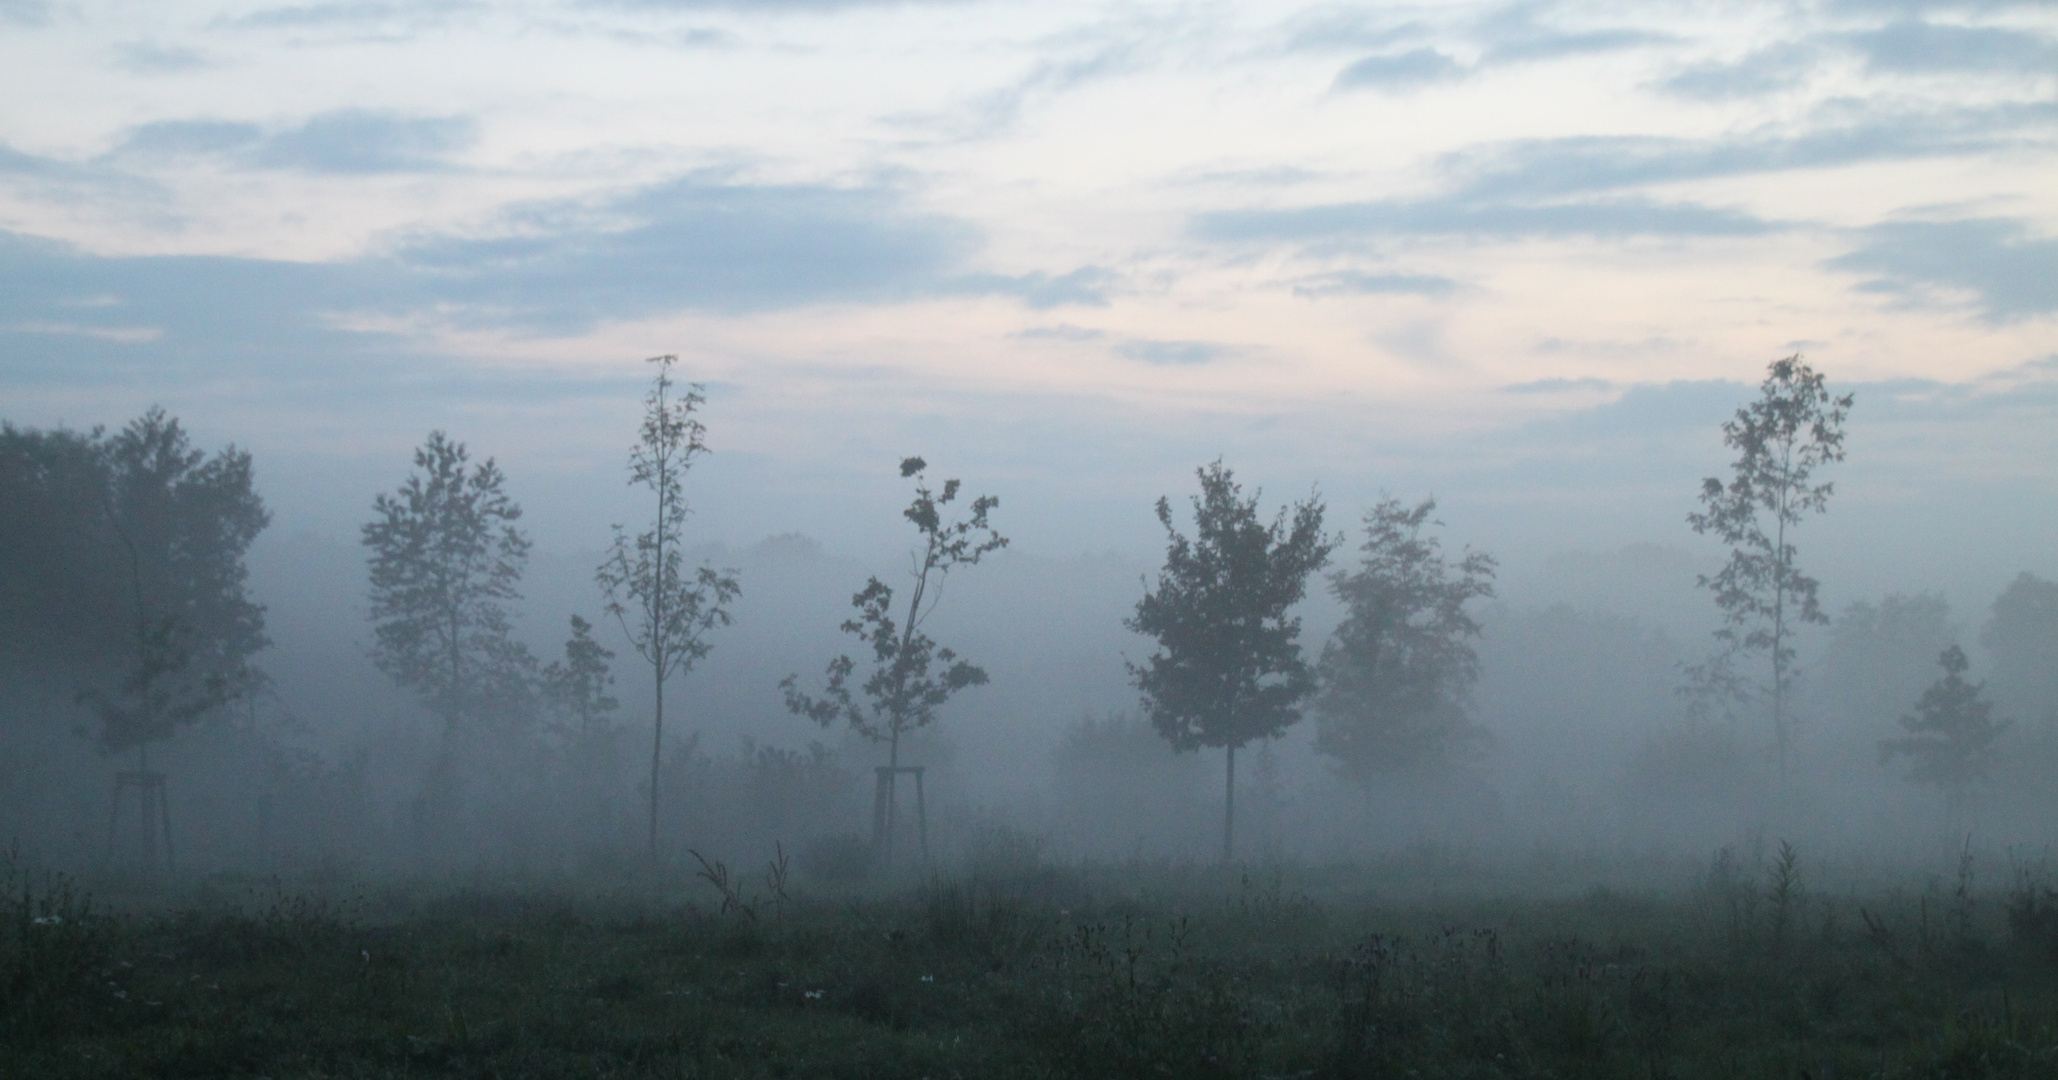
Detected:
left=1314, top=497, right=1495, bottom=780
left=1687, top=354, right=1852, bottom=781
left=783, top=456, right=1006, bottom=766
left=1880, top=645, right=2007, bottom=816
left=362, top=431, right=533, bottom=744
left=1126, top=460, right=1334, bottom=860
left=1, top=409, right=270, bottom=756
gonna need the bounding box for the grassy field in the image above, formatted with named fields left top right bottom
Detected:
left=7, top=844, right=2058, bottom=1079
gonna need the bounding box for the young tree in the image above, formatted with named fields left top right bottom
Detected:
left=362, top=431, right=533, bottom=767
left=1313, top=497, right=1496, bottom=781
left=1125, top=460, right=1335, bottom=863
left=595, top=355, right=741, bottom=862
left=781, top=457, right=1006, bottom=853
left=543, top=614, right=620, bottom=747
left=1880, top=645, right=2007, bottom=820
left=1687, top=354, right=1853, bottom=783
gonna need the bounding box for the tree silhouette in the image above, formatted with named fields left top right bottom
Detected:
left=782, top=456, right=1006, bottom=782
left=78, top=410, right=270, bottom=767
left=362, top=432, right=533, bottom=801
left=1314, top=497, right=1496, bottom=780
left=1880, top=645, right=2007, bottom=821
left=1687, top=355, right=1852, bottom=783
left=1980, top=572, right=2058, bottom=729
left=596, top=355, right=740, bottom=863
left=543, top=614, right=619, bottom=748
left=1126, top=460, right=1335, bottom=863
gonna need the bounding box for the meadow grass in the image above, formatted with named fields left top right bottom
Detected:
left=6, top=846, right=2058, bottom=1078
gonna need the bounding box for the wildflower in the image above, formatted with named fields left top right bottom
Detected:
left=31, top=915, right=61, bottom=926
left=920, top=975, right=935, bottom=983
left=804, top=989, right=825, bottom=1000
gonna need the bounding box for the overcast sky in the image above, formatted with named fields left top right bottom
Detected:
left=2, top=0, right=2053, bottom=604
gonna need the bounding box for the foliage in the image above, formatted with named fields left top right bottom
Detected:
left=1981, top=572, right=2058, bottom=727
left=1686, top=354, right=1853, bottom=780
left=1817, top=593, right=1955, bottom=738
left=542, top=614, right=619, bottom=746
left=1880, top=645, right=2008, bottom=813
left=362, top=430, right=534, bottom=742
left=1126, top=460, right=1335, bottom=860
left=596, top=355, right=742, bottom=858
left=0, top=410, right=270, bottom=758
left=782, top=456, right=1007, bottom=766
left=1313, top=496, right=1496, bottom=779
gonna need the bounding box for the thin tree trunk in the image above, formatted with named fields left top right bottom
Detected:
left=1223, top=742, right=1237, bottom=864
left=1773, top=510, right=1788, bottom=786
left=650, top=663, right=663, bottom=863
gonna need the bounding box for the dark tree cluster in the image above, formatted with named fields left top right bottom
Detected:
left=1, top=409, right=269, bottom=763
left=1125, top=464, right=1500, bottom=860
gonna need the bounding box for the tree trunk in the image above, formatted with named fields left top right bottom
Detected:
left=649, top=664, right=663, bottom=864
left=1222, top=742, right=1237, bottom=864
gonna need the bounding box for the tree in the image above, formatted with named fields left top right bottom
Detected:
left=595, top=355, right=741, bottom=862
left=1816, top=594, right=1954, bottom=741
left=543, top=614, right=620, bottom=748
left=1687, top=354, right=1853, bottom=783
left=1980, top=572, right=2058, bottom=729
left=1125, top=460, right=1335, bottom=862
left=1313, top=497, right=1496, bottom=780
left=781, top=457, right=1006, bottom=855
left=77, top=409, right=271, bottom=764
left=362, top=431, right=533, bottom=769
left=1880, top=645, right=2007, bottom=820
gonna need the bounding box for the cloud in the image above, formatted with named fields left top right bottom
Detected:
left=220, top=1, right=485, bottom=30
left=0, top=171, right=1108, bottom=343
left=1658, top=43, right=1819, bottom=100
left=1332, top=48, right=1466, bottom=91
left=1846, top=21, right=2058, bottom=75
left=1290, top=270, right=1458, bottom=298
left=114, top=110, right=477, bottom=174
left=1116, top=339, right=1231, bottom=365
left=1470, top=3, right=1674, bottom=63
left=953, top=266, right=1112, bottom=309
left=1012, top=324, right=1106, bottom=342
left=114, top=42, right=218, bottom=73
left=890, top=29, right=1145, bottom=142
left=1502, top=377, right=1615, bottom=394
left=1436, top=102, right=2058, bottom=201
left=1826, top=217, right=2058, bottom=322
left=391, top=176, right=982, bottom=328
left=0, top=0, right=48, bottom=27
left=1278, top=10, right=1427, bottom=54
left=1195, top=196, right=1774, bottom=246
left=596, top=0, right=973, bottom=9
left=0, top=140, right=162, bottom=206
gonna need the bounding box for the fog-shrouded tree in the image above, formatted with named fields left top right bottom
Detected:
left=77, top=409, right=271, bottom=767
left=362, top=431, right=534, bottom=807
left=1981, top=572, right=2058, bottom=729
left=1314, top=497, right=1496, bottom=781
left=1125, top=460, right=1335, bottom=863
left=543, top=614, right=619, bottom=748
left=782, top=457, right=1006, bottom=855
left=1880, top=645, right=2007, bottom=821
left=1687, top=354, right=1853, bottom=783
left=596, top=355, right=741, bottom=863
left=1816, top=594, right=1955, bottom=742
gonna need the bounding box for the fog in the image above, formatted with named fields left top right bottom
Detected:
left=5, top=405, right=2054, bottom=898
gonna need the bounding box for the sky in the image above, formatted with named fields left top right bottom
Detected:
left=2, top=0, right=2054, bottom=611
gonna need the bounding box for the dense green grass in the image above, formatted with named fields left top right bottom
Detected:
left=7, top=849, right=2058, bottom=1078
